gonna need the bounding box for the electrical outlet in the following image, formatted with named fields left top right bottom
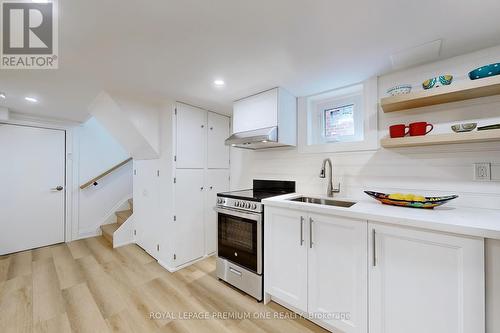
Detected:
left=474, top=163, right=491, bottom=181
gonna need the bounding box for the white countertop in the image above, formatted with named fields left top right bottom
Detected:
left=263, top=193, right=500, bottom=240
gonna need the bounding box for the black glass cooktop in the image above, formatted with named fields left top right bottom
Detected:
left=218, top=180, right=295, bottom=202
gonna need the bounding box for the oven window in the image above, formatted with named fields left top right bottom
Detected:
left=218, top=213, right=258, bottom=273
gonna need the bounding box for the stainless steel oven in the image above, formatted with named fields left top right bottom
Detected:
left=216, top=205, right=262, bottom=274
left=215, top=180, right=296, bottom=301
left=215, top=198, right=264, bottom=301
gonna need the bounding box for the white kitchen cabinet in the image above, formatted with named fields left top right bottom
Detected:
left=204, top=169, right=230, bottom=254
left=134, top=159, right=161, bottom=258
left=207, top=112, right=230, bottom=169
left=368, top=223, right=485, bottom=333
left=308, top=212, right=368, bottom=333
left=172, top=103, right=230, bottom=267
left=174, top=169, right=206, bottom=265
left=265, top=207, right=308, bottom=312
left=231, top=87, right=297, bottom=148
left=176, top=104, right=230, bottom=169
left=176, top=103, right=206, bottom=168
left=233, top=88, right=278, bottom=133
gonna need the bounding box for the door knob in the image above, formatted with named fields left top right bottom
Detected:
left=51, top=186, right=64, bottom=192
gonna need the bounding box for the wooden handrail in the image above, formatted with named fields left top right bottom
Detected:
left=80, top=157, right=133, bottom=189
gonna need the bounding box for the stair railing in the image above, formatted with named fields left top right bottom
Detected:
left=80, top=157, right=133, bottom=189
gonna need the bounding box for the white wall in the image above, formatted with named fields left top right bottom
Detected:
left=88, top=92, right=160, bottom=159
left=230, top=45, right=500, bottom=210
left=132, top=101, right=176, bottom=264
left=76, top=117, right=132, bottom=239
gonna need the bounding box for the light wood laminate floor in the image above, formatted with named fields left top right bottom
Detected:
left=0, top=237, right=328, bottom=333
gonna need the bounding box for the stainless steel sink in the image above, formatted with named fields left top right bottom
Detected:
left=289, top=196, right=356, bottom=208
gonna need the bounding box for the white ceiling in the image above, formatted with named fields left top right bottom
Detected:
left=1, top=0, right=500, bottom=122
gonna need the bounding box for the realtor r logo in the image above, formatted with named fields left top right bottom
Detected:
left=1, top=0, right=58, bottom=69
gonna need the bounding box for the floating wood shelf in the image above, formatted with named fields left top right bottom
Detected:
left=381, top=75, right=500, bottom=113
left=381, top=129, right=500, bottom=148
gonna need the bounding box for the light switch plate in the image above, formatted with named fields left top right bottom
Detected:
left=491, top=164, right=500, bottom=181
left=474, top=163, right=491, bottom=181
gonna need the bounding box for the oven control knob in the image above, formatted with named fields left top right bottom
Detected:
left=245, top=202, right=251, bottom=209
left=252, top=203, right=257, bottom=210
left=234, top=201, right=239, bottom=207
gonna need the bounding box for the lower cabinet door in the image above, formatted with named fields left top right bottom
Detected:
left=368, top=223, right=485, bottom=333
left=264, top=207, right=308, bottom=312
left=134, top=159, right=161, bottom=258
left=204, top=169, right=229, bottom=255
left=307, top=213, right=368, bottom=333
left=174, top=169, right=205, bottom=266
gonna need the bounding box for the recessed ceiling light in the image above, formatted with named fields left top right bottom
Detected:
left=214, top=79, right=225, bottom=87
left=0, top=92, right=5, bottom=99
left=25, top=97, right=38, bottom=103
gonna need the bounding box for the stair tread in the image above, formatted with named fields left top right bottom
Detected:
left=101, top=223, right=119, bottom=245
left=115, top=209, right=132, bottom=217
left=101, top=223, right=119, bottom=234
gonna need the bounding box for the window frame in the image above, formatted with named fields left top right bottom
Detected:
left=298, top=77, right=379, bottom=153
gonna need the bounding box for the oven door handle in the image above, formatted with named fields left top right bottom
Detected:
left=214, top=206, right=262, bottom=222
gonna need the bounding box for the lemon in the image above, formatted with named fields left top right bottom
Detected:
left=388, top=193, right=426, bottom=201
left=388, top=193, right=405, bottom=200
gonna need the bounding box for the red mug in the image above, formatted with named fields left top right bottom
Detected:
left=389, top=124, right=409, bottom=138
left=409, top=122, right=433, bottom=136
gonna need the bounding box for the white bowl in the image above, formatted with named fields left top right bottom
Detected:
left=387, top=84, right=412, bottom=96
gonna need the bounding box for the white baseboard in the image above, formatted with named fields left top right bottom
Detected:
left=75, top=228, right=101, bottom=241
left=158, top=253, right=214, bottom=273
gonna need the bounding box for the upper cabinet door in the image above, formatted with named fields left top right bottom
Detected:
left=264, top=207, right=308, bottom=312
left=307, top=213, right=368, bottom=333
left=176, top=104, right=206, bottom=169
left=233, top=88, right=278, bottom=133
left=207, top=112, right=230, bottom=169
left=368, top=223, right=485, bottom=333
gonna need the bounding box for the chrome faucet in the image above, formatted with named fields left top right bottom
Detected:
left=319, top=158, right=340, bottom=197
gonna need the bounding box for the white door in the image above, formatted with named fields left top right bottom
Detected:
left=264, top=207, right=308, bottom=312
left=369, top=223, right=485, bottom=333
left=207, top=112, right=230, bottom=169
left=174, top=169, right=205, bottom=266
left=134, top=159, right=160, bottom=258
left=204, top=169, right=229, bottom=255
left=176, top=103, right=206, bottom=169
left=308, top=213, right=368, bottom=333
left=0, top=124, right=65, bottom=255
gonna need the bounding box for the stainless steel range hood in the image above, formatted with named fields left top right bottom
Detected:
left=225, top=126, right=280, bottom=150
left=226, top=87, right=297, bottom=150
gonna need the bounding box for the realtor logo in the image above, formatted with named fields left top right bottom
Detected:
left=1, top=0, right=58, bottom=69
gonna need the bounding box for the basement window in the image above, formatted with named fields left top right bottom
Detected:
left=298, top=79, right=379, bottom=153
left=324, top=104, right=357, bottom=141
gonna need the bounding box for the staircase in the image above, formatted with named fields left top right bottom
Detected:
left=101, top=198, right=133, bottom=246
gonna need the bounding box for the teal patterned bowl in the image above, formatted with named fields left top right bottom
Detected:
left=423, top=75, right=453, bottom=89
left=469, top=63, right=500, bottom=80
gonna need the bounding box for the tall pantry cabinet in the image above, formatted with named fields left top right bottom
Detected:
left=173, top=103, right=230, bottom=267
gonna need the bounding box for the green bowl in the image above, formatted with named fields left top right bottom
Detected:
left=423, top=75, right=453, bottom=89
left=469, top=63, right=500, bottom=80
